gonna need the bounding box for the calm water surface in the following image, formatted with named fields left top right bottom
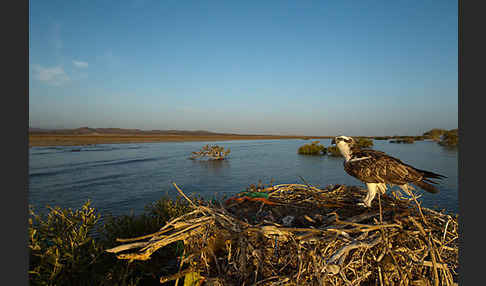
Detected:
left=29, top=139, right=458, bottom=217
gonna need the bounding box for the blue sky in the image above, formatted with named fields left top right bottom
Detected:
left=29, top=0, right=458, bottom=136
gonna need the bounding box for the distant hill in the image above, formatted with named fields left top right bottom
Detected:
left=28, top=127, right=239, bottom=136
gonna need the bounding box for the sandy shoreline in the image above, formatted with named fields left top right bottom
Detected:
left=29, top=134, right=333, bottom=147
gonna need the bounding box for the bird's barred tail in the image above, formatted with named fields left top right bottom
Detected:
left=415, top=180, right=440, bottom=194
left=415, top=168, right=446, bottom=192
left=416, top=168, right=447, bottom=180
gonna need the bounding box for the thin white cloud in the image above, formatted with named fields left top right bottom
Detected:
left=72, top=60, right=89, bottom=68
left=32, top=65, right=70, bottom=86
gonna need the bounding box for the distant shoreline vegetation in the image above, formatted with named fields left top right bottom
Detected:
left=384, top=128, right=458, bottom=147
left=28, top=128, right=333, bottom=147
left=390, top=137, right=415, bottom=144
left=299, top=137, right=374, bottom=157
left=438, top=129, right=458, bottom=147
left=29, top=126, right=458, bottom=148
left=355, top=137, right=374, bottom=148
left=298, top=129, right=458, bottom=157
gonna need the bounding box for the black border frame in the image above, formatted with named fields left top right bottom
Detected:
left=6, top=0, right=29, bottom=284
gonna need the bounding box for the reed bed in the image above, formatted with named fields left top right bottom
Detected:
left=107, top=183, right=458, bottom=286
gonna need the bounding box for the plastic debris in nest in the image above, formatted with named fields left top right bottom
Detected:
left=106, top=182, right=459, bottom=286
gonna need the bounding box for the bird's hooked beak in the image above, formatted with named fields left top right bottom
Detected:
left=331, top=138, right=336, bottom=145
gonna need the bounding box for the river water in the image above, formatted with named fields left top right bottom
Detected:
left=29, top=139, right=458, bottom=217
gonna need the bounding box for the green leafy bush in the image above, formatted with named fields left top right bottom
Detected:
left=29, top=197, right=193, bottom=285
left=355, top=137, right=373, bottom=148
left=423, top=129, right=447, bottom=141
left=29, top=201, right=104, bottom=285
left=439, top=129, right=458, bottom=147
left=327, top=145, right=342, bottom=157
left=298, top=141, right=326, bottom=155
left=101, top=197, right=192, bottom=246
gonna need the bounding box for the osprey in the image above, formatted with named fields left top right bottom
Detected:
left=331, top=136, right=446, bottom=207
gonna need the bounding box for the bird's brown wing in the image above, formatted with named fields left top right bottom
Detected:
left=344, top=149, right=423, bottom=185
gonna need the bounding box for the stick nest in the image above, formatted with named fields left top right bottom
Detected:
left=106, top=183, right=458, bottom=286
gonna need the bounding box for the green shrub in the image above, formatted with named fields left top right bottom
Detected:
left=29, top=201, right=104, bottom=285
left=439, top=129, right=458, bottom=147
left=327, top=145, right=342, bottom=157
left=355, top=137, right=373, bottom=148
left=29, top=197, right=193, bottom=285
left=390, top=137, right=414, bottom=144
left=101, top=197, right=192, bottom=245
left=423, top=128, right=447, bottom=141
left=298, top=141, right=326, bottom=155
left=98, top=197, right=192, bottom=285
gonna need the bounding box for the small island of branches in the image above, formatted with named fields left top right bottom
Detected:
left=190, top=144, right=231, bottom=160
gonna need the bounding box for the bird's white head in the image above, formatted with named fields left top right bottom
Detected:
left=331, top=136, right=356, bottom=161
